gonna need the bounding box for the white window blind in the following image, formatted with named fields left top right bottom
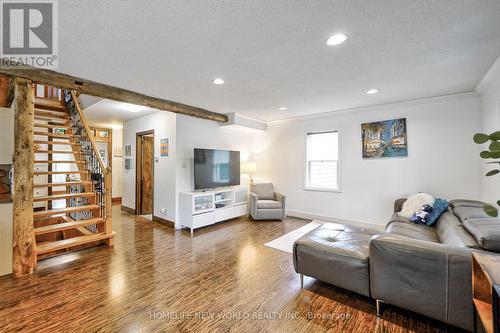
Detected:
left=306, top=131, right=339, bottom=190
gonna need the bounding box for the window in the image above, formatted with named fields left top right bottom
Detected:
left=306, top=131, right=340, bottom=191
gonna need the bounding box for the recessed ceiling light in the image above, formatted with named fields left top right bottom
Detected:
left=212, top=78, right=225, bottom=85
left=366, top=89, right=379, bottom=95
left=278, top=107, right=288, bottom=110
left=326, top=33, right=347, bottom=46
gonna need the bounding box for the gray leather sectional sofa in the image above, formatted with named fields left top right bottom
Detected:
left=293, top=199, right=500, bottom=332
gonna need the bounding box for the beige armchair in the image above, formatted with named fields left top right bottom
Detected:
left=249, top=183, right=286, bottom=220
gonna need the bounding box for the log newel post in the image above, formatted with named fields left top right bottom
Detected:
left=105, top=167, right=113, bottom=246
left=12, top=78, right=36, bottom=277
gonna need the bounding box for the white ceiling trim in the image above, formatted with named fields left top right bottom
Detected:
left=476, top=55, right=500, bottom=93
left=267, top=91, right=478, bottom=125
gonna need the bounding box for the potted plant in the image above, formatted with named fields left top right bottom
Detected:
left=473, top=131, right=500, bottom=217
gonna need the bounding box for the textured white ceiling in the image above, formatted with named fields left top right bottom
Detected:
left=60, top=1, right=500, bottom=121
left=83, top=99, right=158, bottom=128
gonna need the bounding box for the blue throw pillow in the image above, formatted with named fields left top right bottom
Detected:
left=410, top=204, right=434, bottom=224
left=426, top=198, right=449, bottom=226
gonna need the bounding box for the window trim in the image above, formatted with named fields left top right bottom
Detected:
left=304, top=130, right=342, bottom=193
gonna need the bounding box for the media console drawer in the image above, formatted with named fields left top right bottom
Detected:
left=213, top=204, right=248, bottom=222
left=192, top=212, right=215, bottom=229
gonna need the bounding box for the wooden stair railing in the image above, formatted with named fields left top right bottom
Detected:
left=64, top=90, right=113, bottom=238
left=30, top=85, right=114, bottom=261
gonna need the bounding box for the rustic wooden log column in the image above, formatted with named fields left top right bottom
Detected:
left=12, top=78, right=36, bottom=277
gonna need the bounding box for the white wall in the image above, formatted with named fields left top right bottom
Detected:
left=263, top=93, right=483, bottom=226
left=175, top=114, right=267, bottom=225
left=0, top=106, right=13, bottom=276
left=477, top=56, right=500, bottom=205
left=0, top=107, right=13, bottom=163
left=112, top=128, right=123, bottom=199
left=122, top=112, right=176, bottom=221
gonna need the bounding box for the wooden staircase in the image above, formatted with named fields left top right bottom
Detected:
left=32, top=87, right=114, bottom=260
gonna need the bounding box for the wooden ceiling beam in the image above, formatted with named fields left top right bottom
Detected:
left=0, top=66, right=228, bottom=122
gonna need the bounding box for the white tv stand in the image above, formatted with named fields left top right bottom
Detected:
left=179, top=187, right=248, bottom=236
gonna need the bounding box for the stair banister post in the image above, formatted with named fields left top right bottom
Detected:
left=105, top=167, right=113, bottom=246
left=12, top=78, right=37, bottom=277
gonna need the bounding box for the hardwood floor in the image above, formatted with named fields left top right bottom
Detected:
left=0, top=204, right=465, bottom=333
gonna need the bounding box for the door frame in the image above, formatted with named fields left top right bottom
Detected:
left=135, top=130, right=155, bottom=216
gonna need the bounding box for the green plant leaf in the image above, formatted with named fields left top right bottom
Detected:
left=497, top=200, right=500, bottom=207
left=486, top=169, right=500, bottom=176
left=484, top=204, right=499, bottom=217
left=489, top=131, right=500, bottom=141
left=481, top=151, right=492, bottom=159
left=474, top=133, right=490, bottom=144
left=490, top=142, right=500, bottom=152
left=492, top=151, right=500, bottom=159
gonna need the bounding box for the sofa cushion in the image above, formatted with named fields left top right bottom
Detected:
left=450, top=199, right=486, bottom=209
left=386, top=214, right=440, bottom=242
left=293, top=223, right=377, bottom=296
left=435, top=212, right=480, bottom=248
left=453, top=206, right=490, bottom=222
left=463, top=218, right=500, bottom=252
left=251, top=183, right=275, bottom=200
left=257, top=200, right=282, bottom=209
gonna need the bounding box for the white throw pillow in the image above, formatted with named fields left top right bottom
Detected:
left=399, top=193, right=435, bottom=219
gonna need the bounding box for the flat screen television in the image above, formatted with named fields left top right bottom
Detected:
left=194, top=148, right=240, bottom=190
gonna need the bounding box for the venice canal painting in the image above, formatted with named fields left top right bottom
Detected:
left=362, top=118, right=408, bottom=158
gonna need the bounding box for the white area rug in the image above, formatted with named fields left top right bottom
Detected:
left=264, top=220, right=324, bottom=254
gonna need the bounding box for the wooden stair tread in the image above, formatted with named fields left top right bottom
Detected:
left=34, top=181, right=92, bottom=188
left=34, top=192, right=95, bottom=202
left=36, top=232, right=114, bottom=254
left=33, top=132, right=73, bottom=138
left=34, top=171, right=88, bottom=175
left=34, top=141, right=77, bottom=146
left=34, top=107, right=67, bottom=113
left=34, top=111, right=68, bottom=119
left=34, top=123, right=70, bottom=130
left=34, top=116, right=69, bottom=123
left=34, top=98, right=65, bottom=111
left=33, top=204, right=100, bottom=218
left=34, top=218, right=104, bottom=235
left=34, top=160, right=84, bottom=164
left=34, top=150, right=81, bottom=154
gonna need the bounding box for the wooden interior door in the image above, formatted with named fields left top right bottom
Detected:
left=141, top=136, right=154, bottom=214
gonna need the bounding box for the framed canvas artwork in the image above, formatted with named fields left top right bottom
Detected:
left=362, top=118, right=408, bottom=158
left=160, top=138, right=169, bottom=157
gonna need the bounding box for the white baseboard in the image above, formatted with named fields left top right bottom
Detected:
left=286, top=209, right=386, bottom=232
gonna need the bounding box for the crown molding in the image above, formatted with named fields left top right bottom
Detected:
left=268, top=91, right=478, bottom=125
left=476, top=55, right=500, bottom=93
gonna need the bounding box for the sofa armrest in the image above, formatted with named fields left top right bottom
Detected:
left=394, top=198, right=406, bottom=213
left=369, top=234, right=473, bottom=331
left=275, top=192, right=286, bottom=218
left=249, top=192, right=258, bottom=218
